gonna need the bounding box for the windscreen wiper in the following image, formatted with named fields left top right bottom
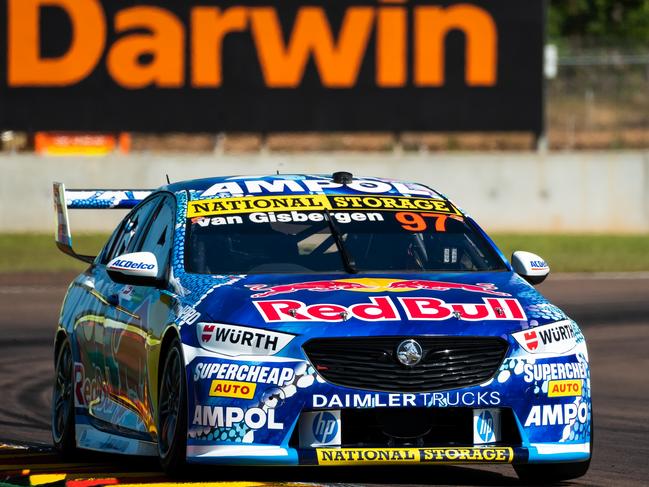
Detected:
left=324, top=209, right=357, bottom=274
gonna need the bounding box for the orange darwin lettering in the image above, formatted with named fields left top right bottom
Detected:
left=191, top=7, right=248, bottom=87
left=250, top=7, right=374, bottom=88
left=107, top=7, right=185, bottom=89
left=6, top=2, right=499, bottom=90
left=414, top=4, right=497, bottom=87
left=376, top=2, right=407, bottom=87
left=8, top=0, right=105, bottom=86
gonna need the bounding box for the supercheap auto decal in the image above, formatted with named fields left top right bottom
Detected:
left=188, top=359, right=320, bottom=446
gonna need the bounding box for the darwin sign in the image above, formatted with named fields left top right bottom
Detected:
left=0, top=0, right=544, bottom=133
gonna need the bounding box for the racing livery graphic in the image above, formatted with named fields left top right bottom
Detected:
left=51, top=174, right=591, bottom=481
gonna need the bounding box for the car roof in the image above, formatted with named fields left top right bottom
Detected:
left=160, top=174, right=445, bottom=199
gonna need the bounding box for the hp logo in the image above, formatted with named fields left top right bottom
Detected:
left=313, top=411, right=338, bottom=444
left=477, top=410, right=495, bottom=443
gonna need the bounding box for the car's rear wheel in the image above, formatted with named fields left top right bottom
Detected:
left=158, top=337, right=187, bottom=475
left=51, top=338, right=76, bottom=456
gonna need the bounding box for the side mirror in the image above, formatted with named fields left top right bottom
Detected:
left=107, top=252, right=165, bottom=288
left=511, top=251, right=550, bottom=285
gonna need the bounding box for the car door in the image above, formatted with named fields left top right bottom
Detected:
left=85, top=196, right=162, bottom=432
left=102, top=194, right=177, bottom=437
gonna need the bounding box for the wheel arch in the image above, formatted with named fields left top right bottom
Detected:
left=158, top=325, right=182, bottom=392
left=54, top=329, right=69, bottom=365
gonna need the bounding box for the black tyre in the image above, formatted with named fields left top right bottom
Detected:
left=51, top=338, right=76, bottom=456
left=158, top=337, right=187, bottom=475
left=515, top=415, right=593, bottom=483
left=514, top=460, right=590, bottom=483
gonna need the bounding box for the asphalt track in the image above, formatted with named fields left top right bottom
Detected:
left=0, top=272, right=647, bottom=487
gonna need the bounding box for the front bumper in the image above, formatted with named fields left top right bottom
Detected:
left=184, top=346, right=592, bottom=466
left=186, top=443, right=591, bottom=466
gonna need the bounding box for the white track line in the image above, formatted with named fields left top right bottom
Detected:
left=0, top=286, right=62, bottom=294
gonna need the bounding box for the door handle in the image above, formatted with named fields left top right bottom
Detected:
left=107, top=294, right=119, bottom=307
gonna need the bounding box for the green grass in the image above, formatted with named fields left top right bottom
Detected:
left=0, top=233, right=647, bottom=274
left=492, top=234, right=649, bottom=273
left=0, top=233, right=109, bottom=273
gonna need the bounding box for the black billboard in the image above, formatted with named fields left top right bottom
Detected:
left=0, top=0, right=545, bottom=133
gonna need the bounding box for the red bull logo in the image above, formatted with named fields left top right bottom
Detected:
left=248, top=279, right=510, bottom=298
left=254, top=296, right=526, bottom=323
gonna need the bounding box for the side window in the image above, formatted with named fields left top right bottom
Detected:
left=135, top=196, right=175, bottom=272
left=102, top=197, right=162, bottom=263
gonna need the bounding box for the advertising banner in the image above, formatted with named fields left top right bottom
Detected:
left=0, top=0, right=544, bottom=133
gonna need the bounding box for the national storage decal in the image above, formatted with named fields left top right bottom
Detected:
left=316, top=447, right=513, bottom=465
left=187, top=195, right=462, bottom=218
left=0, top=1, right=544, bottom=133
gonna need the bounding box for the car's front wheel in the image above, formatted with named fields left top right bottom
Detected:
left=515, top=413, right=593, bottom=483
left=158, top=337, right=187, bottom=475
left=51, top=338, right=76, bottom=456
left=514, top=460, right=590, bottom=483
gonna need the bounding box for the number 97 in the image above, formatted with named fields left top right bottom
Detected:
left=396, top=212, right=448, bottom=232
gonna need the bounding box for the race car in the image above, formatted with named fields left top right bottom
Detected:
left=51, top=173, right=591, bottom=481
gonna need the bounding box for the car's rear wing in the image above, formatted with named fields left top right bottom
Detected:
left=53, top=182, right=153, bottom=263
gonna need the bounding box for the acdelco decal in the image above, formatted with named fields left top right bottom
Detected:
left=208, top=380, right=256, bottom=399
left=9, top=1, right=496, bottom=89
left=316, top=447, right=513, bottom=465
left=197, top=323, right=294, bottom=356
left=513, top=320, right=577, bottom=355
left=110, top=259, right=154, bottom=270
left=254, top=297, right=526, bottom=323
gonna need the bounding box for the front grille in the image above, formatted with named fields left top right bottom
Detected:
left=303, top=336, right=508, bottom=392
left=288, top=408, right=522, bottom=448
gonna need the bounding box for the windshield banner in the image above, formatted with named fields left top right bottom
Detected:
left=187, top=195, right=462, bottom=218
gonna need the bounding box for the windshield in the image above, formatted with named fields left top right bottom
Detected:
left=184, top=195, right=506, bottom=274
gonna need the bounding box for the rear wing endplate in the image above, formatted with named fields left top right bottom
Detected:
left=53, top=182, right=153, bottom=263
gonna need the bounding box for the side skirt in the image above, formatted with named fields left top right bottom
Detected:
left=76, top=419, right=157, bottom=456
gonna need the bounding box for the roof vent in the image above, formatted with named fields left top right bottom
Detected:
left=332, top=171, right=353, bottom=184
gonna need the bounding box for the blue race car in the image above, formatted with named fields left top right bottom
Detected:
left=51, top=173, right=591, bottom=481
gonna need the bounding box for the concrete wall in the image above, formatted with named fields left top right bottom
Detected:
left=1, top=151, right=648, bottom=233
